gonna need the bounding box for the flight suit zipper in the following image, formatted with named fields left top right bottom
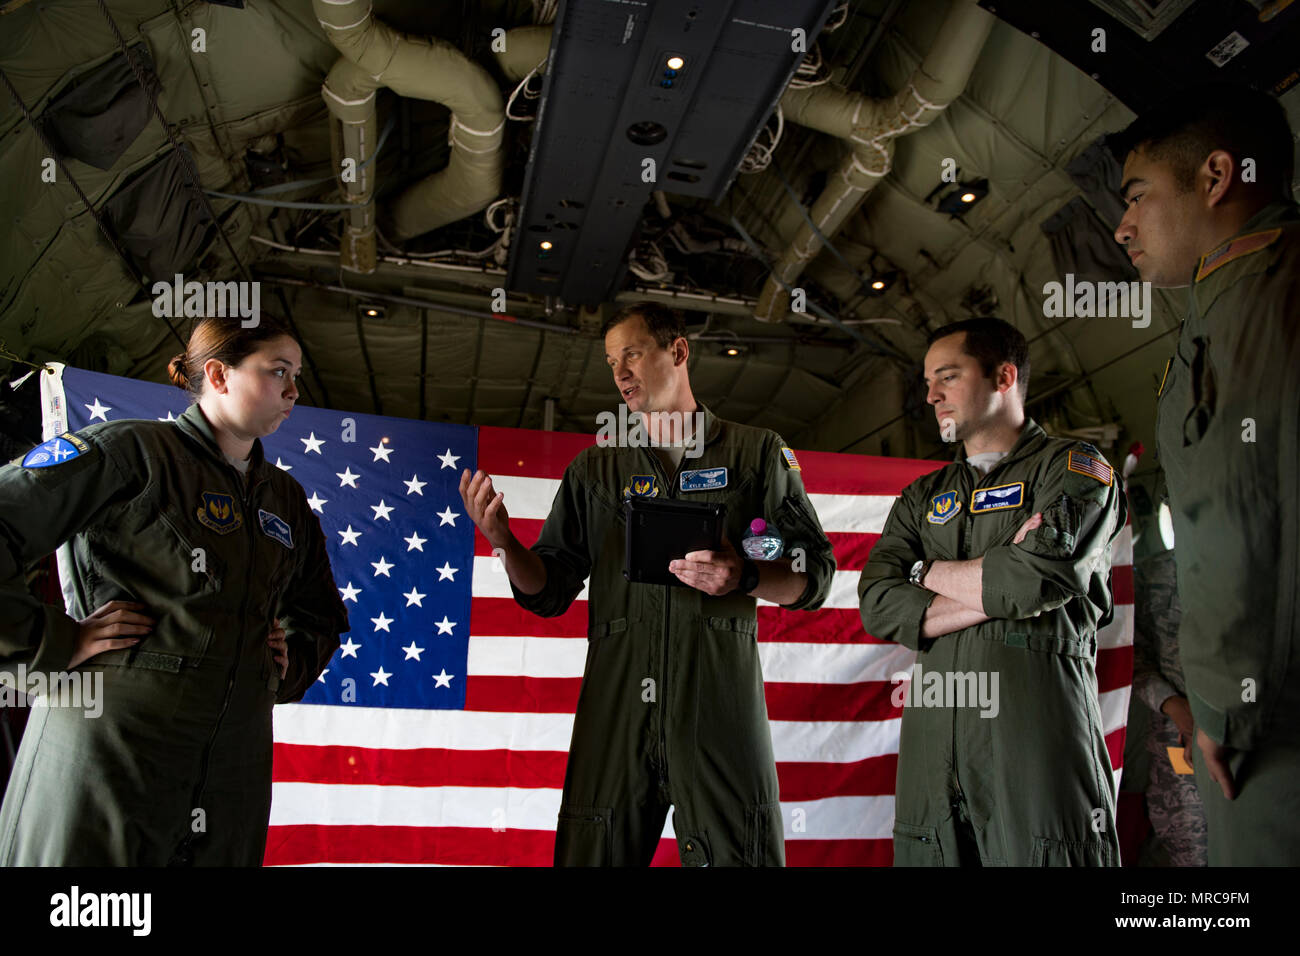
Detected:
left=173, top=467, right=264, bottom=865
left=644, top=442, right=686, bottom=795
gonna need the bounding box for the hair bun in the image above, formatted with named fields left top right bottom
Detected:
left=167, top=353, right=189, bottom=390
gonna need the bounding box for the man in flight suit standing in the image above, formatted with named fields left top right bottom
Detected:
left=859, top=318, right=1127, bottom=865
left=1111, top=84, right=1300, bottom=864
left=460, top=303, right=835, bottom=866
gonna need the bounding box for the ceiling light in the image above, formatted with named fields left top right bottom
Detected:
left=936, top=178, right=989, bottom=217
left=865, top=270, right=898, bottom=295
left=539, top=240, right=553, bottom=250
left=358, top=303, right=385, bottom=319
left=666, top=56, right=684, bottom=70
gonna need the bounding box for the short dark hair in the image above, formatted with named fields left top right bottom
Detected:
left=926, top=317, right=1030, bottom=399
left=600, top=302, right=685, bottom=349
left=1108, top=83, right=1294, bottom=197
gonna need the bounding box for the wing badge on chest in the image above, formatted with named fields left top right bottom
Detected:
left=971, top=482, right=1025, bottom=514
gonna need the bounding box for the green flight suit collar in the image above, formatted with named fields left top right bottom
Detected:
left=1192, top=199, right=1300, bottom=284
left=175, top=402, right=270, bottom=480
left=695, top=401, right=722, bottom=447
left=954, top=417, right=1048, bottom=472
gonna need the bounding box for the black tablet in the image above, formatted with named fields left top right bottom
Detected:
left=623, top=496, right=727, bottom=587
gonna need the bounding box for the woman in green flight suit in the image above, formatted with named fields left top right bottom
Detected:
left=0, top=316, right=349, bottom=865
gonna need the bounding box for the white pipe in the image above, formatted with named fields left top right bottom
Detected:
left=755, top=0, right=995, bottom=321
left=312, top=0, right=522, bottom=270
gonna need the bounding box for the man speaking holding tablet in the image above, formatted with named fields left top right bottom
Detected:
left=460, top=302, right=835, bottom=866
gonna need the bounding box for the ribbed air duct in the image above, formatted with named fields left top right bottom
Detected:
left=313, top=0, right=547, bottom=272
left=755, top=0, right=995, bottom=320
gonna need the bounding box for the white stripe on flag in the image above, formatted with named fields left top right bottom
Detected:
left=268, top=784, right=898, bottom=842
left=806, top=493, right=895, bottom=535
left=758, top=641, right=916, bottom=685
left=769, top=717, right=902, bottom=764
left=467, top=634, right=589, bottom=678
left=489, top=476, right=559, bottom=520
left=1097, top=603, right=1133, bottom=649
left=269, top=782, right=561, bottom=829
left=1101, top=686, right=1131, bottom=737
left=274, top=704, right=576, bottom=752
left=472, top=554, right=589, bottom=600
left=487, top=475, right=898, bottom=535
left=779, top=795, right=895, bottom=840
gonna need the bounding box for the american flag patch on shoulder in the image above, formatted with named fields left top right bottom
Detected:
left=1067, top=450, right=1113, bottom=485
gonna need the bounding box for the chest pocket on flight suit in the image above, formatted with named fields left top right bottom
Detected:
left=1181, top=334, right=1217, bottom=447
left=93, top=503, right=226, bottom=668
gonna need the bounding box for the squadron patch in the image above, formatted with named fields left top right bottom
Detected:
left=1067, top=450, right=1113, bottom=486
left=624, top=474, right=658, bottom=498
left=926, top=490, right=962, bottom=525
left=971, top=482, right=1025, bottom=514
left=680, top=466, right=727, bottom=492
left=197, top=491, right=243, bottom=534
left=258, top=509, right=294, bottom=549
left=21, top=433, right=88, bottom=469
left=780, top=447, right=801, bottom=471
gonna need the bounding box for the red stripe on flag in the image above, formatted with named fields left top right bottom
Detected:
left=471, top=597, right=588, bottom=637
left=476, top=522, right=544, bottom=554
left=1106, top=726, right=1127, bottom=772
left=765, top=681, right=902, bottom=722
left=477, top=426, right=593, bottom=478
left=464, top=675, right=582, bottom=713
left=777, top=754, right=899, bottom=801
left=786, top=838, right=893, bottom=867
left=273, top=744, right=568, bottom=789
left=758, top=607, right=891, bottom=644
left=265, top=825, right=557, bottom=866
left=1111, top=564, right=1134, bottom=605
left=796, top=450, right=944, bottom=495
left=1098, top=644, right=1134, bottom=694
left=829, top=531, right=879, bottom=572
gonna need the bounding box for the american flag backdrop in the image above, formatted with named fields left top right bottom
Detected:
left=43, top=365, right=1133, bottom=866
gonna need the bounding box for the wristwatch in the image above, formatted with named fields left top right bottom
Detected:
left=909, top=558, right=934, bottom=588
left=738, top=558, right=761, bottom=595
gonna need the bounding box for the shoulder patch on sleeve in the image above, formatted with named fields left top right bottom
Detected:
left=780, top=446, right=801, bottom=471
left=21, top=433, right=89, bottom=468
left=1066, top=448, right=1113, bottom=486
left=1195, top=227, right=1282, bottom=283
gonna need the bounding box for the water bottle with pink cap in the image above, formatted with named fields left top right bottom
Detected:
left=741, top=518, right=783, bottom=560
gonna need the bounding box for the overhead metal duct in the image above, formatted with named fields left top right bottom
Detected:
left=755, top=0, right=995, bottom=321
left=507, top=0, right=840, bottom=305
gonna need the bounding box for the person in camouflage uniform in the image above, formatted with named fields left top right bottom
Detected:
left=1127, top=473, right=1207, bottom=866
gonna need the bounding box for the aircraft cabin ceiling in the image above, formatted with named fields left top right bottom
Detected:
left=1, top=0, right=1298, bottom=464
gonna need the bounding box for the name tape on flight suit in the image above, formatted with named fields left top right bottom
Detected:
left=21, top=433, right=88, bottom=468
left=926, top=490, right=961, bottom=524
left=258, top=509, right=294, bottom=549
left=971, top=482, right=1025, bottom=513
left=680, top=466, right=727, bottom=491
left=197, top=491, right=243, bottom=534
left=1066, top=450, right=1113, bottom=486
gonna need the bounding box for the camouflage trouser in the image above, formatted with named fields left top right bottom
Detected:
left=1134, top=552, right=1207, bottom=867
left=1144, top=714, right=1208, bottom=866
